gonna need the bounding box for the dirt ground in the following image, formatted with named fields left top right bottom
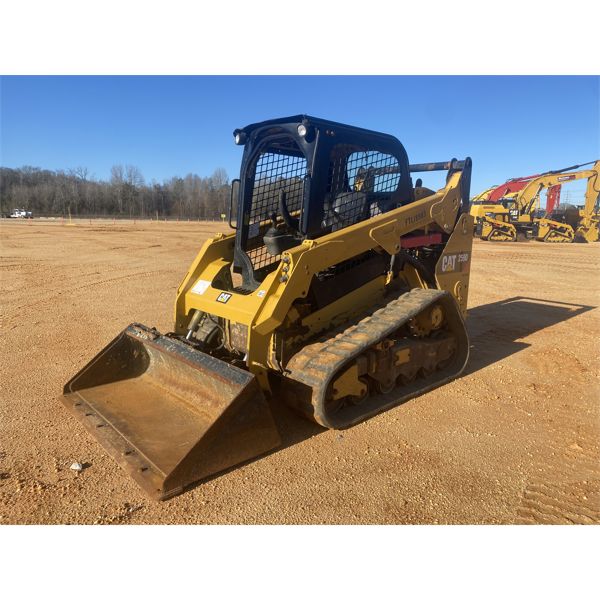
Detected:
left=1, top=218, right=599, bottom=524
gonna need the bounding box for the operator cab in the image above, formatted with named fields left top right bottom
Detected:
left=231, top=115, right=413, bottom=289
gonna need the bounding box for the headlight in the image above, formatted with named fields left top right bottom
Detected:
left=234, top=131, right=247, bottom=145
left=297, top=124, right=307, bottom=137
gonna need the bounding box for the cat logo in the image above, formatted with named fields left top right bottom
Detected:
left=216, top=292, right=232, bottom=304
left=441, top=254, right=457, bottom=272
left=440, top=252, right=470, bottom=273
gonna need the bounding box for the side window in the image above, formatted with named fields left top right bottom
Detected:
left=244, top=139, right=307, bottom=276
left=346, top=151, right=401, bottom=193
left=324, top=146, right=402, bottom=231
left=250, top=150, right=306, bottom=229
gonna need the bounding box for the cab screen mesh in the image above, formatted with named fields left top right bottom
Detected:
left=245, top=147, right=306, bottom=274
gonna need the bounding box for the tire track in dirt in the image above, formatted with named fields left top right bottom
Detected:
left=517, top=481, right=600, bottom=524
left=515, top=401, right=600, bottom=524
left=3, top=269, right=171, bottom=321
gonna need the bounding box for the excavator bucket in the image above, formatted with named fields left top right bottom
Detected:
left=61, top=323, right=281, bottom=500
left=574, top=224, right=599, bottom=243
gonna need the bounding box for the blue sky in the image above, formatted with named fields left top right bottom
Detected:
left=1, top=76, right=598, bottom=199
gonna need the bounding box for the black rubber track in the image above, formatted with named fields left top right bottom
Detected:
left=283, top=288, right=470, bottom=429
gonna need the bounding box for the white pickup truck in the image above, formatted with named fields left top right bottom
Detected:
left=9, top=208, right=33, bottom=218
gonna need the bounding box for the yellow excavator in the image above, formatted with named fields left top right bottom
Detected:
left=61, top=115, right=474, bottom=499
left=472, top=161, right=600, bottom=243
left=564, top=173, right=600, bottom=243
left=574, top=202, right=600, bottom=243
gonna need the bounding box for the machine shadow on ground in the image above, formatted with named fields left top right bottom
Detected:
left=464, top=296, right=595, bottom=376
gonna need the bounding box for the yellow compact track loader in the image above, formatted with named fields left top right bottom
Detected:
left=62, top=116, right=474, bottom=499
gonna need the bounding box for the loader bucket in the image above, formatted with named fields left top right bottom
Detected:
left=61, top=323, right=281, bottom=500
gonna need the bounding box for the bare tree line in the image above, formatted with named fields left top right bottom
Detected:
left=0, top=165, right=232, bottom=219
